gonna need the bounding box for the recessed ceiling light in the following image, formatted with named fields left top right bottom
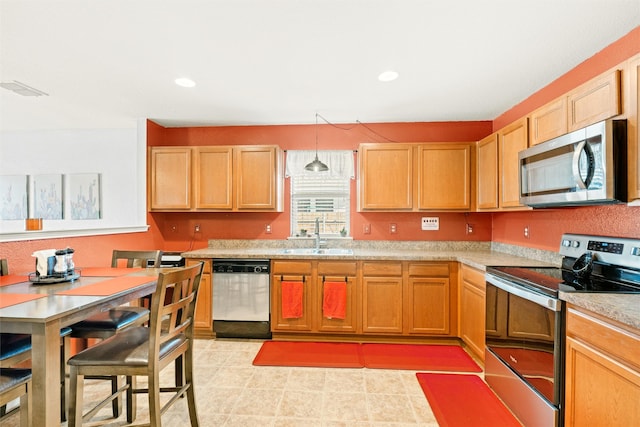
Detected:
left=175, top=77, right=196, bottom=88
left=378, top=71, right=399, bottom=82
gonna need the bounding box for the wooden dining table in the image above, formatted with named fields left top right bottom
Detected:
left=0, top=267, right=162, bottom=427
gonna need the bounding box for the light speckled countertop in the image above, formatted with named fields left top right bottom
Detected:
left=560, top=292, right=640, bottom=330
left=182, top=239, right=639, bottom=332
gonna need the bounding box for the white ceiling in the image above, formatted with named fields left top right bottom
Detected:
left=1, top=0, right=638, bottom=132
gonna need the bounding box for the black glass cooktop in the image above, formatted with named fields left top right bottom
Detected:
left=488, top=261, right=640, bottom=297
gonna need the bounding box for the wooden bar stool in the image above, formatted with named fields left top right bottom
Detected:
left=67, top=262, right=203, bottom=426
left=0, top=368, right=32, bottom=427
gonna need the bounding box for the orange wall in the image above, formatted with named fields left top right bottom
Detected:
left=0, top=213, right=163, bottom=274
left=149, top=120, right=495, bottom=252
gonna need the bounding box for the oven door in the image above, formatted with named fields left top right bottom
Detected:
left=485, top=273, right=564, bottom=426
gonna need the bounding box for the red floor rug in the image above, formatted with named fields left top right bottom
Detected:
left=362, top=343, right=482, bottom=372
left=252, top=341, right=364, bottom=368
left=416, top=373, right=522, bottom=427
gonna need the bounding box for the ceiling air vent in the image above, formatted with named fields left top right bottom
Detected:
left=0, top=80, right=48, bottom=96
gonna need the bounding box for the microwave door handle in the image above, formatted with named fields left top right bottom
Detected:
left=572, top=140, right=589, bottom=189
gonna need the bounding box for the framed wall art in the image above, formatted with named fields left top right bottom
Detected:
left=68, top=173, right=101, bottom=219
left=0, top=175, right=28, bottom=220
left=32, top=174, right=63, bottom=219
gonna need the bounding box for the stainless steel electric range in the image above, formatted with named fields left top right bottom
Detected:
left=485, top=234, right=640, bottom=427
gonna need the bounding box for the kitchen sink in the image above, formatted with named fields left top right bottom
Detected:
left=279, top=248, right=354, bottom=256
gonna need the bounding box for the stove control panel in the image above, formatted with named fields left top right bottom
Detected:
left=560, top=234, right=640, bottom=270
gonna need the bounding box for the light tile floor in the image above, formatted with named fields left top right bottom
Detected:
left=3, top=339, right=454, bottom=426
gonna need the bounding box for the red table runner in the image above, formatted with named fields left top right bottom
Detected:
left=0, top=293, right=47, bottom=309
left=0, top=275, right=29, bottom=287
left=56, top=275, right=155, bottom=296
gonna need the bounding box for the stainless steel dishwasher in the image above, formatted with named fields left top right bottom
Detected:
left=212, top=259, right=271, bottom=339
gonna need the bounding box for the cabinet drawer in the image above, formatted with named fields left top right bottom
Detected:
left=317, top=261, right=357, bottom=276
left=461, top=264, right=485, bottom=290
left=567, top=306, right=640, bottom=370
left=362, top=262, right=402, bottom=276
left=408, top=262, right=449, bottom=277
left=272, top=261, right=313, bottom=275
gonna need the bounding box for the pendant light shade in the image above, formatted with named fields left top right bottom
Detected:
left=305, top=113, right=329, bottom=172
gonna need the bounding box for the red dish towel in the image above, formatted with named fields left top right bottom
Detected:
left=281, top=281, right=303, bottom=319
left=323, top=281, right=346, bottom=319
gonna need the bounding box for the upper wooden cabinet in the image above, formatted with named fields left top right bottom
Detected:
left=149, top=147, right=192, bottom=210
left=528, top=69, right=622, bottom=146
left=358, top=143, right=413, bottom=210
left=358, top=142, right=473, bottom=211
left=476, top=133, right=499, bottom=210
left=498, top=117, right=528, bottom=209
left=417, top=144, right=473, bottom=210
left=529, top=97, right=568, bottom=146
left=149, top=145, right=283, bottom=212
left=626, top=54, right=640, bottom=202
left=568, top=69, right=621, bottom=131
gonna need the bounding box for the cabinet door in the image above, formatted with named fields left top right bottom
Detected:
left=271, top=261, right=314, bottom=332
left=405, top=276, right=450, bottom=335
left=568, top=69, right=621, bottom=131
left=529, top=97, right=568, bottom=146
left=460, top=265, right=486, bottom=361
left=477, top=133, right=499, bottom=210
left=194, top=147, right=233, bottom=210
left=565, top=337, right=640, bottom=426
left=317, top=275, right=358, bottom=333
left=149, top=147, right=192, bottom=210
left=627, top=55, right=640, bottom=201
left=358, top=143, right=413, bottom=210
left=362, top=275, right=403, bottom=334
left=498, top=117, right=528, bottom=208
left=235, top=146, right=281, bottom=210
left=416, top=144, right=472, bottom=210
left=187, top=259, right=213, bottom=337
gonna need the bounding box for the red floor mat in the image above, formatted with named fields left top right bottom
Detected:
left=362, top=343, right=482, bottom=372
left=417, top=373, right=522, bottom=427
left=252, top=341, right=364, bottom=368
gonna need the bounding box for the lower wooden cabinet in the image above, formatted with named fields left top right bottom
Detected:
left=271, top=261, right=314, bottom=332
left=362, top=261, right=404, bottom=334
left=565, top=305, right=640, bottom=426
left=459, top=264, right=485, bottom=361
left=186, top=258, right=214, bottom=337
left=316, top=261, right=358, bottom=333
left=405, top=262, right=451, bottom=335
left=270, top=259, right=455, bottom=340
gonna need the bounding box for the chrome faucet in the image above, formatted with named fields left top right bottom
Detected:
left=314, top=217, right=321, bottom=250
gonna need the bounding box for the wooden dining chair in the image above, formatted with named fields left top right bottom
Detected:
left=68, top=249, right=162, bottom=417
left=0, top=259, right=70, bottom=421
left=0, top=368, right=32, bottom=427
left=67, top=262, right=204, bottom=427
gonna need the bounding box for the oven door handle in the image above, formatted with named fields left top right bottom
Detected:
left=486, top=273, right=562, bottom=312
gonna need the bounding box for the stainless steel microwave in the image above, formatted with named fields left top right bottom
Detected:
left=519, top=119, right=627, bottom=207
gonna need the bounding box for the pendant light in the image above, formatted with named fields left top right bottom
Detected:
left=305, top=113, right=329, bottom=172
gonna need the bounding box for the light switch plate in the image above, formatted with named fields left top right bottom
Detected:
left=421, top=217, right=439, bottom=231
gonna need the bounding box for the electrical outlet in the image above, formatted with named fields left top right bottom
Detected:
left=390, top=223, right=397, bottom=234
left=265, top=224, right=272, bottom=234
left=421, top=217, right=439, bottom=231
left=524, top=226, right=530, bottom=239
left=363, top=223, right=371, bottom=234
left=466, top=224, right=473, bottom=234
left=194, top=224, right=200, bottom=233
